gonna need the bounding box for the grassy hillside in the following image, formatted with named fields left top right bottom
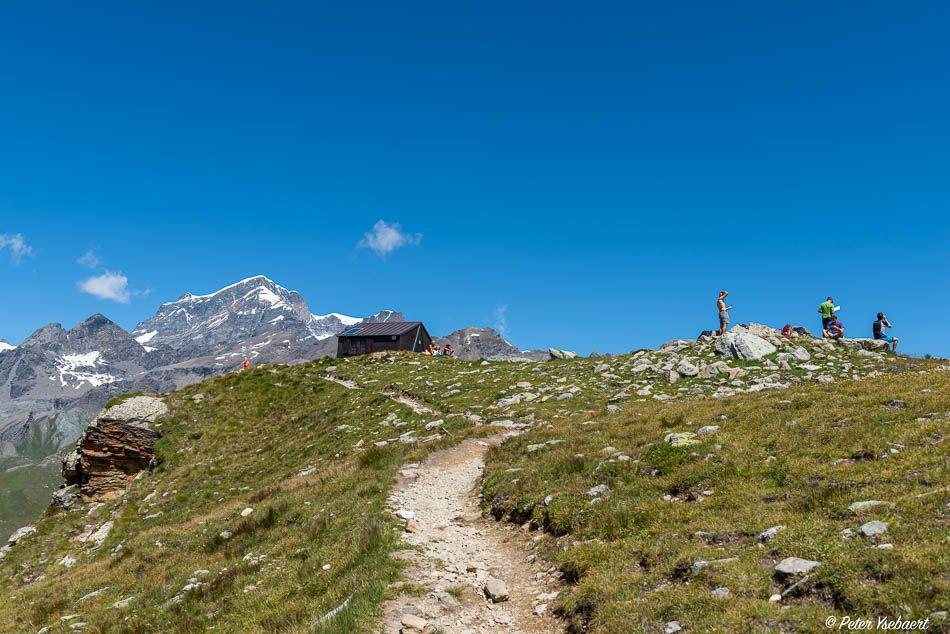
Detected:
left=482, top=368, right=950, bottom=631
left=0, top=461, right=61, bottom=543
left=0, top=344, right=943, bottom=633
left=0, top=360, right=487, bottom=633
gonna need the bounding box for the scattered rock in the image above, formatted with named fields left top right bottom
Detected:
left=710, top=586, right=732, bottom=599
left=664, top=432, right=699, bottom=447
left=112, top=597, right=134, bottom=609
left=774, top=557, right=821, bottom=577
left=78, top=587, right=109, bottom=602
left=758, top=525, right=786, bottom=543
left=87, top=521, right=113, bottom=548
left=849, top=500, right=889, bottom=513
left=859, top=520, right=889, bottom=538
left=697, top=425, right=719, bottom=435
left=587, top=484, right=611, bottom=498
left=51, top=485, right=82, bottom=510
left=676, top=360, right=699, bottom=376
left=435, top=591, right=459, bottom=608
left=665, top=621, right=682, bottom=634
left=484, top=577, right=509, bottom=603
left=400, top=613, right=428, bottom=631
left=240, top=507, right=254, bottom=517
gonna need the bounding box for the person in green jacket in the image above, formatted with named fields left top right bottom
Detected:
left=818, top=297, right=836, bottom=335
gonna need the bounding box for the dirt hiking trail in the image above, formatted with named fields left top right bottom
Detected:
left=382, top=435, right=563, bottom=633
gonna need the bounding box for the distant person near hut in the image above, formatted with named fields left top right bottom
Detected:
left=873, top=312, right=899, bottom=351
left=243, top=358, right=251, bottom=370
left=717, top=290, right=733, bottom=336
left=819, top=297, right=836, bottom=334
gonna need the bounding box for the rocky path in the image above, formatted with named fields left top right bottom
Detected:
left=382, top=435, right=563, bottom=634
left=322, top=374, right=438, bottom=416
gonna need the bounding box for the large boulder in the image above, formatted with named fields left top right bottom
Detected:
left=548, top=348, right=578, bottom=360
left=62, top=395, right=167, bottom=500
left=837, top=338, right=890, bottom=352
left=715, top=327, right=777, bottom=361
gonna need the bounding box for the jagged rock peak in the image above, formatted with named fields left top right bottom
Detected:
left=21, top=323, right=68, bottom=348
left=434, top=326, right=544, bottom=361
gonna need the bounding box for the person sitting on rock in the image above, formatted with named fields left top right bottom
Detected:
left=442, top=344, right=454, bottom=357
left=717, top=290, right=733, bottom=336
left=873, top=312, right=899, bottom=351
left=825, top=317, right=845, bottom=341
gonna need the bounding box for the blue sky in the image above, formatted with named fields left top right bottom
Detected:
left=1, top=1, right=948, bottom=356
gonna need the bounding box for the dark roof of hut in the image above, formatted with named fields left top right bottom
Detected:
left=336, top=321, right=423, bottom=337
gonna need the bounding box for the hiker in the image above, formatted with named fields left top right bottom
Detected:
left=819, top=296, right=836, bottom=333
left=873, top=312, right=899, bottom=351
left=442, top=344, right=454, bottom=357
left=825, top=316, right=845, bottom=341
left=243, top=358, right=251, bottom=370
left=717, top=290, right=733, bottom=335
left=427, top=343, right=439, bottom=356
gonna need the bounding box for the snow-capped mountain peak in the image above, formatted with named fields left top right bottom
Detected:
left=132, top=276, right=313, bottom=350
left=0, top=339, right=16, bottom=352
left=132, top=276, right=404, bottom=350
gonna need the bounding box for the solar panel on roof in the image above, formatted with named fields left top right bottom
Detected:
left=342, top=327, right=362, bottom=335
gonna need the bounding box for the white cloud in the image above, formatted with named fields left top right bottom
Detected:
left=0, top=233, right=33, bottom=264
left=78, top=271, right=131, bottom=303
left=493, top=304, right=509, bottom=337
left=357, top=220, right=422, bottom=257
left=77, top=249, right=101, bottom=268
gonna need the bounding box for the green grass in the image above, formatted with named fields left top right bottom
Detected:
left=0, top=358, right=486, bottom=633
left=0, top=461, right=61, bottom=542
left=481, top=368, right=950, bottom=632
left=0, top=347, right=943, bottom=633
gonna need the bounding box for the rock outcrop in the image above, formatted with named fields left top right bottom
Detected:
left=62, top=395, right=167, bottom=499
left=715, top=326, right=778, bottom=360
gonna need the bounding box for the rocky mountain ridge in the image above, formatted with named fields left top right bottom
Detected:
left=0, top=277, right=539, bottom=469
left=433, top=326, right=548, bottom=361
left=0, top=276, right=403, bottom=463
